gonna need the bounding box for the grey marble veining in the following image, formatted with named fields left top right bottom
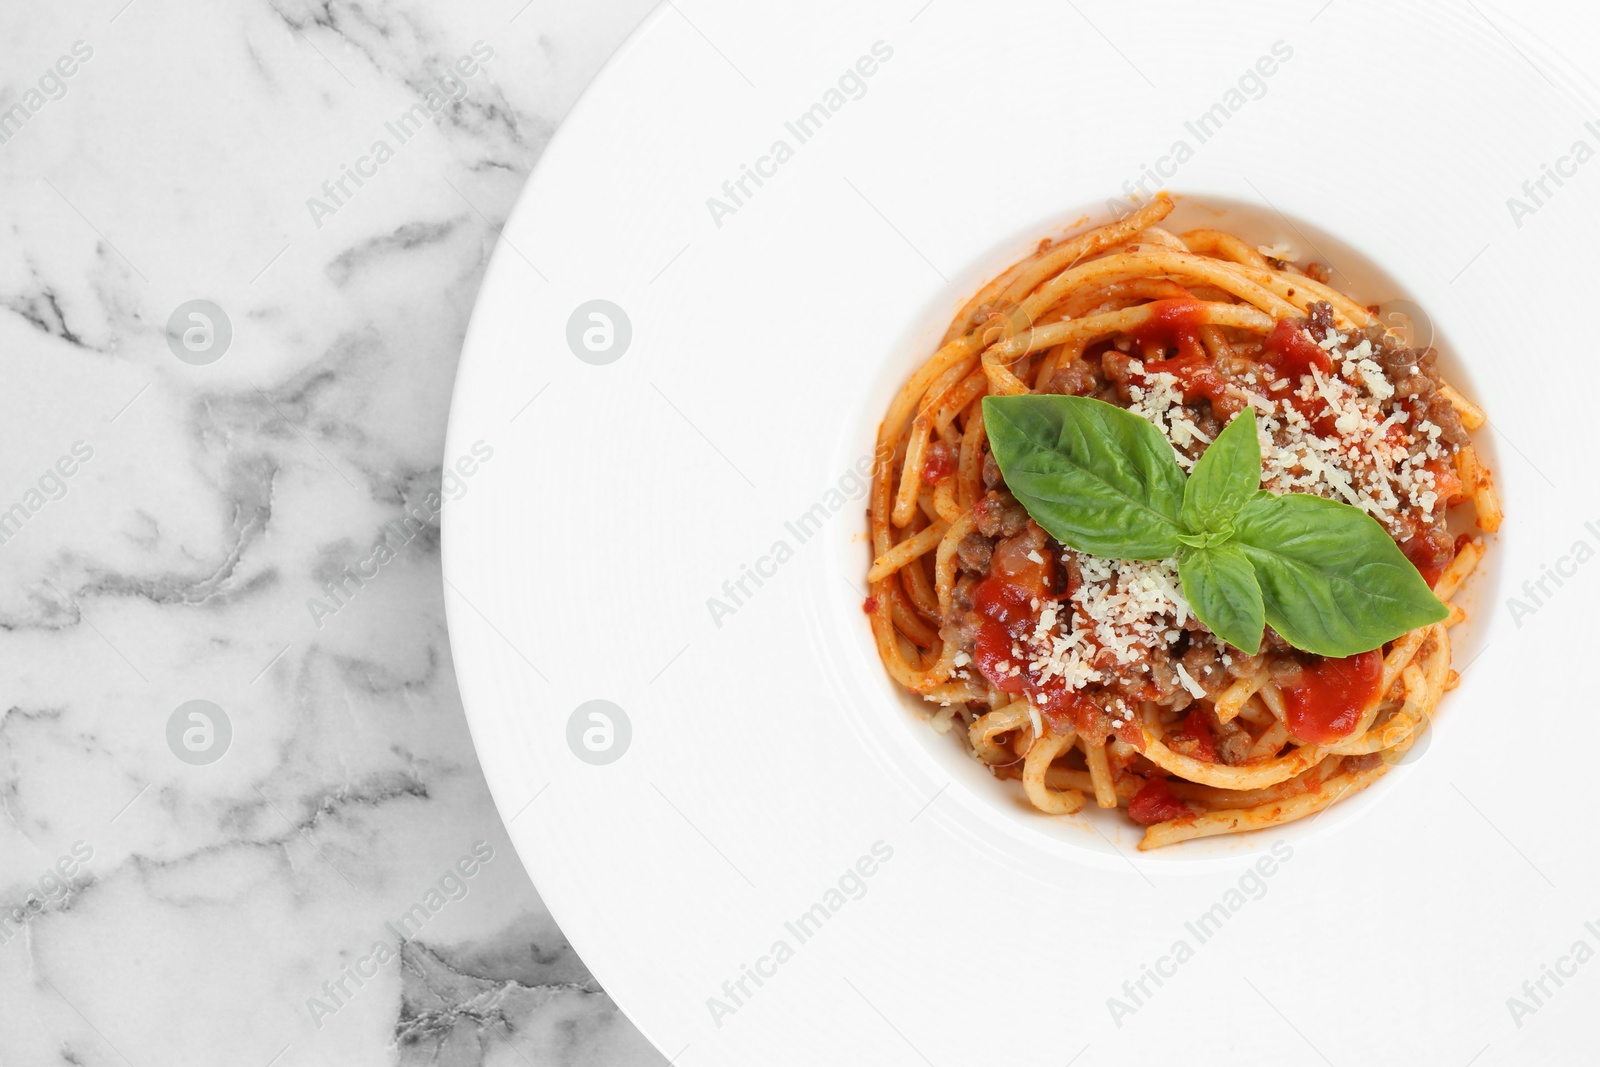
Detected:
left=0, top=1, right=664, bottom=1064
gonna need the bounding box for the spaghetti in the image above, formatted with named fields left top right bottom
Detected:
left=866, top=194, right=1499, bottom=849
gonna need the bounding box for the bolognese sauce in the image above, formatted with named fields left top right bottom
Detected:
left=865, top=195, right=1497, bottom=848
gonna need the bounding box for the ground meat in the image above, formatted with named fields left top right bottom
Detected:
left=1267, top=651, right=1304, bottom=687
left=1191, top=404, right=1222, bottom=442
left=1389, top=370, right=1428, bottom=400
left=1305, top=263, right=1332, bottom=283
left=1423, top=391, right=1469, bottom=448
left=1401, top=520, right=1455, bottom=578
left=1059, top=551, right=1083, bottom=598
left=1142, top=653, right=1185, bottom=707
left=1305, top=300, right=1337, bottom=343
left=940, top=615, right=979, bottom=655
left=1213, top=719, right=1252, bottom=765
left=981, top=451, right=1002, bottom=490
left=956, top=532, right=993, bottom=575
left=1263, top=628, right=1295, bottom=656
left=1101, top=349, right=1140, bottom=390
left=1212, top=348, right=1259, bottom=379
left=1362, top=325, right=1470, bottom=447
left=1363, top=322, right=1419, bottom=375
left=1225, top=649, right=1265, bottom=677
left=942, top=575, right=984, bottom=654
left=951, top=574, right=977, bottom=614
left=1181, top=638, right=1221, bottom=692
left=973, top=491, right=1029, bottom=537
left=989, top=522, right=1048, bottom=579
left=1045, top=356, right=1102, bottom=397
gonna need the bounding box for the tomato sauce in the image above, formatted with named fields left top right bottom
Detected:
left=1262, top=318, right=1333, bottom=380
left=1429, top=457, right=1464, bottom=503
left=967, top=537, right=1113, bottom=739
left=1141, top=353, right=1234, bottom=411
left=1168, top=708, right=1217, bottom=763
left=1282, top=649, right=1383, bottom=744
left=1126, top=300, right=1237, bottom=415
left=1128, top=777, right=1194, bottom=826
left=1258, top=320, right=1345, bottom=435
left=1127, top=299, right=1208, bottom=363
left=1400, top=529, right=1453, bottom=588
left=922, top=441, right=956, bottom=483
left=1282, top=392, right=1340, bottom=438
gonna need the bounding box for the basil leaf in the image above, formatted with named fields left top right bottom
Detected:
left=1178, top=544, right=1265, bottom=654
left=1232, top=493, right=1450, bottom=657
left=983, top=395, right=1186, bottom=559
left=1180, top=407, right=1260, bottom=537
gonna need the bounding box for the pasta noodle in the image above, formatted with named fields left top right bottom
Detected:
left=866, top=195, right=1498, bottom=849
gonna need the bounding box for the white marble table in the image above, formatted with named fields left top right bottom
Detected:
left=0, top=1, right=666, bottom=1063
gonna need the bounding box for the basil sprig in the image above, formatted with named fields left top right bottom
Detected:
left=982, top=395, right=1448, bottom=657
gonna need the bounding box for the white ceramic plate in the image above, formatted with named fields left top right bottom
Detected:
left=445, top=2, right=1600, bottom=1062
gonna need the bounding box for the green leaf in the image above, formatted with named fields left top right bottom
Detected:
left=1232, top=493, right=1450, bottom=657
left=983, top=395, right=1187, bottom=559
left=1177, top=528, right=1234, bottom=551
left=1178, top=544, right=1266, bottom=654
left=1181, top=407, right=1260, bottom=536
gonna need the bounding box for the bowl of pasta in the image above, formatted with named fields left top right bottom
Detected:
left=846, top=193, right=1500, bottom=857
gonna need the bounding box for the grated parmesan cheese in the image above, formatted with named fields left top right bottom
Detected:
left=1227, top=332, right=1448, bottom=533
left=1125, top=366, right=1199, bottom=470
left=990, top=320, right=1450, bottom=700
left=1018, top=554, right=1195, bottom=695
left=1174, top=662, right=1208, bottom=699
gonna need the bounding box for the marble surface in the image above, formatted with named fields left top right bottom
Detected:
left=0, top=1, right=666, bottom=1064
